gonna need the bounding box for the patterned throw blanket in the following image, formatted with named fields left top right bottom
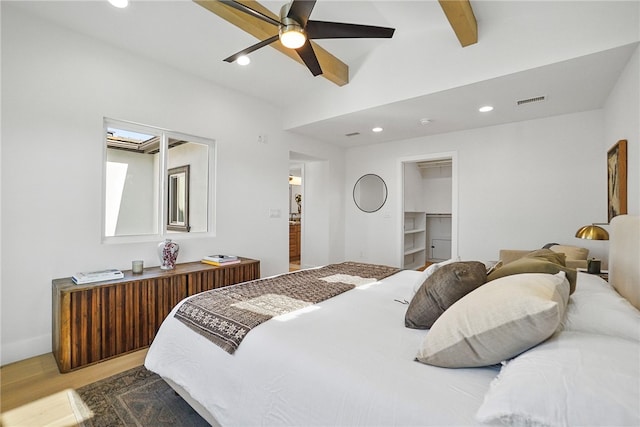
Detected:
left=174, top=262, right=400, bottom=354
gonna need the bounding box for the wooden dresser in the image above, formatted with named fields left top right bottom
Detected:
left=52, top=258, right=260, bottom=373
left=289, top=222, right=301, bottom=262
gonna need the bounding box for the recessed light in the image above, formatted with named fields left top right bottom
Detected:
left=237, top=55, right=251, bottom=66
left=372, top=127, right=383, bottom=133
left=419, top=118, right=431, bottom=125
left=479, top=105, right=494, bottom=113
left=108, top=0, right=128, bottom=8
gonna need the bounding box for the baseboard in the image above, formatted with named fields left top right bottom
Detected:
left=1, top=333, right=51, bottom=367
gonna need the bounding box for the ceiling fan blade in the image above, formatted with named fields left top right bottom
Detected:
left=219, top=1, right=281, bottom=27
left=306, top=21, right=395, bottom=39
left=223, top=34, right=280, bottom=62
left=296, top=40, right=322, bottom=76
left=286, top=0, right=316, bottom=27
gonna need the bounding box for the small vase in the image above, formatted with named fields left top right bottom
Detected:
left=158, top=239, right=179, bottom=270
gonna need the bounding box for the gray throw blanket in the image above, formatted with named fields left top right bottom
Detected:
left=174, top=262, right=400, bottom=354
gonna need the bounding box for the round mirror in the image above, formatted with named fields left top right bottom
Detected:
left=353, top=174, right=388, bottom=213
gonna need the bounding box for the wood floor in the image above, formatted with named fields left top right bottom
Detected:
left=289, top=261, right=300, bottom=271
left=1, top=349, right=147, bottom=414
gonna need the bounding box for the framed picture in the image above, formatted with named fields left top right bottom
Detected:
left=607, top=139, right=627, bottom=222
left=167, top=165, right=190, bottom=232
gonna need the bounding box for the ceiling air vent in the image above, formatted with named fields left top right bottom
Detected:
left=345, top=132, right=360, bottom=137
left=516, top=95, right=546, bottom=106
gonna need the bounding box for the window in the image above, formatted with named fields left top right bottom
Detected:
left=103, top=118, right=213, bottom=241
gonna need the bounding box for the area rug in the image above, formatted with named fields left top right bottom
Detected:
left=77, top=365, right=209, bottom=426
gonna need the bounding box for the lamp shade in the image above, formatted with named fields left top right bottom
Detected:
left=575, top=224, right=609, bottom=240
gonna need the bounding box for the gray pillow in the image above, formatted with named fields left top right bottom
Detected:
left=405, top=261, right=487, bottom=329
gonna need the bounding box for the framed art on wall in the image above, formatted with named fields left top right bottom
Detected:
left=607, top=139, right=627, bottom=222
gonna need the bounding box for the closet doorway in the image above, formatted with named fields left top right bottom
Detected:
left=401, top=154, right=457, bottom=270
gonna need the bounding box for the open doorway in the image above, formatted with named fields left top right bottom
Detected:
left=288, top=166, right=303, bottom=271
left=401, top=153, right=457, bottom=270
left=289, top=151, right=334, bottom=270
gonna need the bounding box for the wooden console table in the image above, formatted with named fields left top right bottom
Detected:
left=52, top=258, right=260, bottom=372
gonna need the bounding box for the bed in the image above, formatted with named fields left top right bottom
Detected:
left=145, top=215, right=640, bottom=426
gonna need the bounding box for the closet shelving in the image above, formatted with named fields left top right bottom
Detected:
left=403, top=211, right=427, bottom=269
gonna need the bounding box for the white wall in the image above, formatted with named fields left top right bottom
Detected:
left=604, top=45, right=640, bottom=217
left=403, top=163, right=424, bottom=212
left=106, top=149, right=156, bottom=236
left=167, top=142, right=210, bottom=233
left=0, top=5, right=344, bottom=365
left=345, top=110, right=607, bottom=266
left=422, top=167, right=453, bottom=215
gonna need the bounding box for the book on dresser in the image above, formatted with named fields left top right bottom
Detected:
left=72, top=268, right=124, bottom=284
left=201, top=254, right=241, bottom=266
left=202, top=255, right=240, bottom=264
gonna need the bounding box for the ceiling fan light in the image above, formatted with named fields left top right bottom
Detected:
left=279, top=23, right=306, bottom=49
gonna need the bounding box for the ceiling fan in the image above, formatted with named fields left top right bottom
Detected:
left=218, top=0, right=395, bottom=76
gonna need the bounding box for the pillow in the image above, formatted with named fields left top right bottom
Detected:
left=561, top=271, right=640, bottom=342
left=487, top=255, right=577, bottom=294
left=549, top=244, right=589, bottom=261
left=415, top=272, right=570, bottom=368
left=498, top=248, right=566, bottom=266
left=485, top=260, right=502, bottom=275
left=524, top=248, right=566, bottom=266
left=405, top=261, right=487, bottom=329
left=476, top=331, right=640, bottom=426
left=411, top=258, right=458, bottom=295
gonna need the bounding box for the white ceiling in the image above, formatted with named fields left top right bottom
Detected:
left=10, top=0, right=638, bottom=147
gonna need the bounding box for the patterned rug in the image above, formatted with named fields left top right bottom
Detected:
left=77, top=365, right=209, bottom=426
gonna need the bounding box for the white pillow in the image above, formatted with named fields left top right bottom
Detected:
left=562, top=272, right=640, bottom=342
left=476, top=331, right=640, bottom=426
left=416, top=272, right=569, bottom=368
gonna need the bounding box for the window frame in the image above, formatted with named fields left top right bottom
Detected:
left=102, top=118, right=216, bottom=244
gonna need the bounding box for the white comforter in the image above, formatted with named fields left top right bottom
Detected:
left=145, top=270, right=499, bottom=426
left=145, top=269, right=640, bottom=426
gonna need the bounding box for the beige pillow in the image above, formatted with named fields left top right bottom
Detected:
left=549, top=244, right=589, bottom=261
left=415, top=272, right=570, bottom=368
left=499, top=248, right=566, bottom=266
left=524, top=248, right=566, bottom=266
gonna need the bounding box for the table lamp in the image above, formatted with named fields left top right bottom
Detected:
left=575, top=223, right=609, bottom=273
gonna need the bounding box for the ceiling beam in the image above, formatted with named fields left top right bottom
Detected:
left=438, top=0, right=478, bottom=47
left=194, top=0, right=349, bottom=86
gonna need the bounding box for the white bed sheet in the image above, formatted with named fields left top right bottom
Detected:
left=145, top=270, right=500, bottom=426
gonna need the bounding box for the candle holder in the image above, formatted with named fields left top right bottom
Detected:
left=132, top=260, right=144, bottom=274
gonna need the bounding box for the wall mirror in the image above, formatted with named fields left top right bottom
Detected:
left=167, top=165, right=190, bottom=232
left=353, top=174, right=387, bottom=213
